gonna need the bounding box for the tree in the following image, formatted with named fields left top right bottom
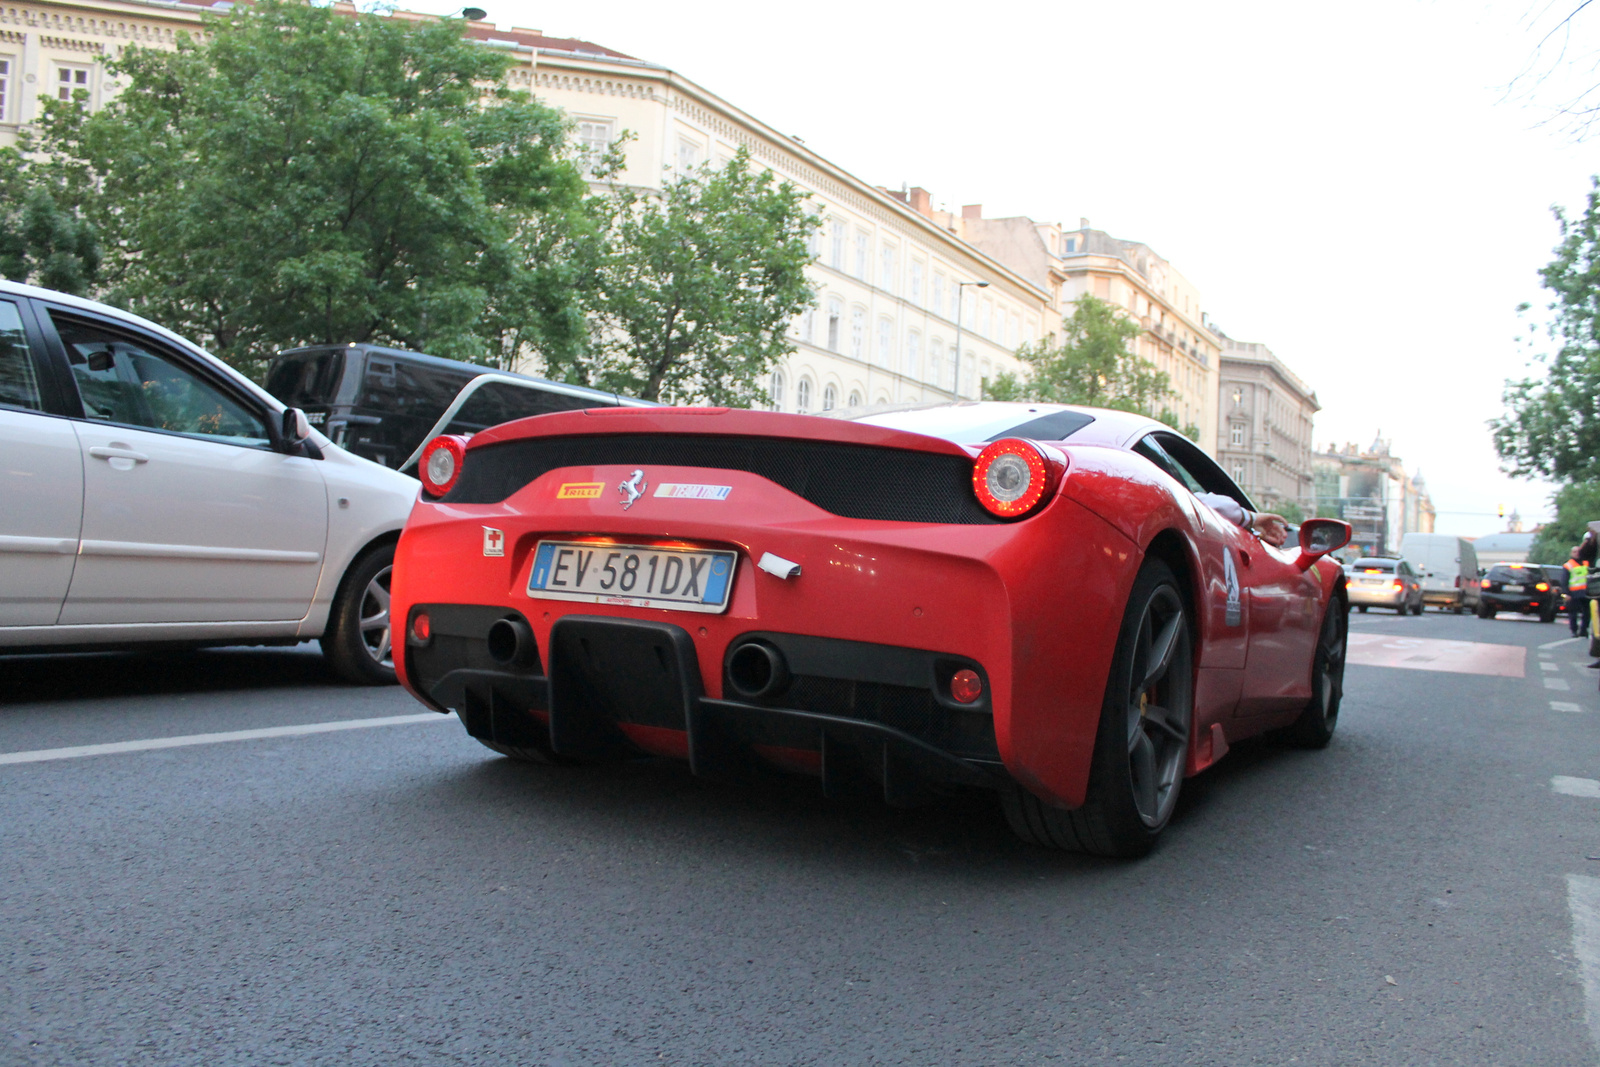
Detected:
left=26, top=0, right=590, bottom=376
left=985, top=294, right=1184, bottom=427
left=0, top=153, right=101, bottom=296
left=549, top=147, right=819, bottom=405
left=1493, top=177, right=1600, bottom=482
left=1530, top=481, right=1600, bottom=563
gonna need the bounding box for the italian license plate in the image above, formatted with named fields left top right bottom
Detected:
left=527, top=540, right=736, bottom=613
left=1506, top=584, right=1525, bottom=592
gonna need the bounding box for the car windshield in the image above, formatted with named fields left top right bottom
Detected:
left=266, top=349, right=345, bottom=407
left=850, top=402, right=1095, bottom=444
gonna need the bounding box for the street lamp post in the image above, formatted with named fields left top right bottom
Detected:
left=952, top=280, right=988, bottom=399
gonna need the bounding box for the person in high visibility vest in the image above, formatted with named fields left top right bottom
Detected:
left=1570, top=551, right=1590, bottom=637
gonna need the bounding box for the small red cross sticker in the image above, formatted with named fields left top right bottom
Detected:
left=482, top=527, right=504, bottom=557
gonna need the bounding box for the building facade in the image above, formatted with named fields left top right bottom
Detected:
left=1313, top=438, right=1435, bottom=557
left=1212, top=334, right=1319, bottom=513
left=950, top=211, right=1222, bottom=451
left=2, top=0, right=1053, bottom=411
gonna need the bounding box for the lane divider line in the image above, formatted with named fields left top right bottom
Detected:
left=0, top=713, right=454, bottom=766
left=1547, top=677, right=1574, bottom=691
left=1543, top=662, right=1562, bottom=672
left=1543, top=636, right=1584, bottom=650
left=1552, top=701, right=1586, bottom=713
left=1569, top=874, right=1600, bottom=1056
left=1554, top=776, right=1600, bottom=798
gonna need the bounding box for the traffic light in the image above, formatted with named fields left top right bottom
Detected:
left=1498, top=503, right=1505, bottom=518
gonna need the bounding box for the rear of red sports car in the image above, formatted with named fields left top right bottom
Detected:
left=392, top=405, right=1156, bottom=822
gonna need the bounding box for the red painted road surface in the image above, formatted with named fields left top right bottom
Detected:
left=1346, top=633, right=1526, bottom=678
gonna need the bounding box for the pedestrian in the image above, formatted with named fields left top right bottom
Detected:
left=1570, top=551, right=1590, bottom=638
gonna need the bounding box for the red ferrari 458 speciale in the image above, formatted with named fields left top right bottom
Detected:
left=391, top=401, right=1351, bottom=857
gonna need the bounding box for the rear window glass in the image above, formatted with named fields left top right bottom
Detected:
left=266, top=350, right=345, bottom=407
left=447, top=380, right=610, bottom=433
left=1488, top=565, right=1537, bottom=583
left=1351, top=560, right=1396, bottom=573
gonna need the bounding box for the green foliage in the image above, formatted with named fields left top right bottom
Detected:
left=1529, top=481, right=1600, bottom=563
left=26, top=0, right=589, bottom=376
left=1276, top=500, right=1307, bottom=524
left=985, top=294, right=1176, bottom=420
left=550, top=147, right=819, bottom=405
left=0, top=152, right=101, bottom=296
left=1494, top=177, right=1600, bottom=481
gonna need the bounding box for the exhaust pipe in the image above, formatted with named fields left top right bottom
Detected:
left=486, top=616, right=538, bottom=669
left=726, top=641, right=790, bottom=701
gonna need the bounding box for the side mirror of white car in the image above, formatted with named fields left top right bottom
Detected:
left=282, top=407, right=312, bottom=447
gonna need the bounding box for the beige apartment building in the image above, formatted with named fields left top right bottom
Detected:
left=1212, top=333, right=1320, bottom=514
left=0, top=0, right=1052, bottom=411
left=951, top=211, right=1221, bottom=452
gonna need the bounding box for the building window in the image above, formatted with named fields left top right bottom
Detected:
left=877, top=318, right=892, bottom=367
left=929, top=339, right=944, bottom=387
left=0, top=56, right=11, bottom=121
left=676, top=137, right=703, bottom=173
left=796, top=378, right=812, bottom=414
left=932, top=273, right=946, bottom=318
left=848, top=389, right=862, bottom=408
left=769, top=370, right=786, bottom=412
left=1230, top=423, right=1245, bottom=447
left=909, top=261, right=924, bottom=305
left=1065, top=236, right=1078, bottom=253
left=830, top=220, right=846, bottom=270
left=799, top=306, right=815, bottom=344
left=879, top=245, right=896, bottom=293
left=56, top=64, right=91, bottom=103
left=905, top=331, right=921, bottom=377
left=826, top=298, right=842, bottom=352
left=822, top=384, right=837, bottom=411
left=575, top=119, right=615, bottom=176
left=1232, top=462, right=1246, bottom=483
left=1008, top=313, right=1019, bottom=349
left=850, top=307, right=865, bottom=360
left=854, top=233, right=869, bottom=280
left=979, top=300, right=992, bottom=338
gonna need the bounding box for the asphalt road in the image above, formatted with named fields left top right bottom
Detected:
left=2, top=608, right=1598, bottom=1066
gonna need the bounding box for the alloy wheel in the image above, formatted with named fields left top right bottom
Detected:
left=358, top=565, right=393, bottom=668
left=1124, top=585, right=1191, bottom=827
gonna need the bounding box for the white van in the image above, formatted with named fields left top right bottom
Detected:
left=1399, top=533, right=1480, bottom=613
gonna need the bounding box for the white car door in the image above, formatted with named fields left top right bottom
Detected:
left=0, top=299, right=83, bottom=626
left=46, top=308, right=330, bottom=625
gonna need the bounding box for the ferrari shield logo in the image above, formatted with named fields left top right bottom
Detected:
left=1223, top=547, right=1241, bottom=626
left=482, top=527, right=505, bottom=557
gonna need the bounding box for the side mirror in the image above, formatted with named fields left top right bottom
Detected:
left=282, top=407, right=311, bottom=446
left=1296, top=518, right=1352, bottom=572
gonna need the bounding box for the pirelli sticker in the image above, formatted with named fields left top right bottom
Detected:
left=556, top=482, right=605, bottom=500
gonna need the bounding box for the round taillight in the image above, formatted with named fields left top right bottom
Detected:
left=972, top=438, right=1061, bottom=519
left=950, top=669, right=984, bottom=704
left=1480, top=579, right=1491, bottom=589
left=1537, top=582, right=1550, bottom=591
left=419, top=435, right=468, bottom=498
left=411, top=612, right=431, bottom=642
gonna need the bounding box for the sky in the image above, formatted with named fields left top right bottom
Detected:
left=425, top=0, right=1599, bottom=537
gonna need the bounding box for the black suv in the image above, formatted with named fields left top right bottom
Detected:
left=1477, top=562, right=1559, bottom=622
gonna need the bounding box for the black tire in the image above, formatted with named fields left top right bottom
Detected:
left=1003, top=559, right=1192, bottom=858
left=1283, top=596, right=1347, bottom=748
left=1477, top=603, right=1495, bottom=619
left=321, top=543, right=398, bottom=685
left=1541, top=607, right=1559, bottom=624
left=1358, top=605, right=1368, bottom=614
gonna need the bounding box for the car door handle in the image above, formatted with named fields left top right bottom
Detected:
left=89, top=445, right=150, bottom=463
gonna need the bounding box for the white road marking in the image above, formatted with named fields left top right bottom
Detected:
left=1552, top=702, right=1586, bottom=713
left=1543, top=662, right=1562, bottom=672
left=1547, top=677, right=1574, bottom=691
left=0, top=713, right=454, bottom=766
left=1554, top=776, right=1600, bottom=798
left=1569, top=875, right=1600, bottom=1054
left=1543, top=636, right=1584, bottom=650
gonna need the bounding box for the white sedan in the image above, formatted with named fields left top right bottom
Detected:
left=0, top=280, right=419, bottom=683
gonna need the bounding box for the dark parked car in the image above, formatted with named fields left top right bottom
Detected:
left=265, top=343, right=651, bottom=470
left=1541, top=564, right=1571, bottom=616
left=1477, top=562, right=1559, bottom=622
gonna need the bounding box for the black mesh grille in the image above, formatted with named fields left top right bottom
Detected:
left=443, top=434, right=1000, bottom=525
